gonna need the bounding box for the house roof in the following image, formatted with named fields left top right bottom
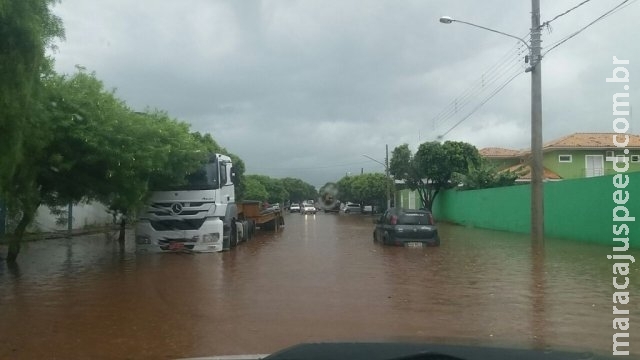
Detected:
left=544, top=132, right=640, bottom=149
left=481, top=133, right=640, bottom=159
left=478, top=147, right=523, bottom=157
left=502, top=163, right=562, bottom=181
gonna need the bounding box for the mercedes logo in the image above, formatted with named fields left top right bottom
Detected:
left=171, top=203, right=183, bottom=215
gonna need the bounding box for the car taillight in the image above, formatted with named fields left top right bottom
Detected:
left=390, top=215, right=397, bottom=225
left=428, top=213, right=434, bottom=225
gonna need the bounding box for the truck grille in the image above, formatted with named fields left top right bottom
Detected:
left=150, top=218, right=206, bottom=231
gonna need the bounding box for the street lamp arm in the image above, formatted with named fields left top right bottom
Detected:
left=445, top=18, right=530, bottom=50
left=362, top=154, right=386, bottom=168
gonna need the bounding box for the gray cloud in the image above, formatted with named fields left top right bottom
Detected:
left=51, top=0, right=639, bottom=188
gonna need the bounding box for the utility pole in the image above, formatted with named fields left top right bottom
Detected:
left=530, top=0, right=544, bottom=246
left=385, top=144, right=391, bottom=210
left=440, top=2, right=544, bottom=246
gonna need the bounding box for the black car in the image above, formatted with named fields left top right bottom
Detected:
left=373, top=208, right=440, bottom=247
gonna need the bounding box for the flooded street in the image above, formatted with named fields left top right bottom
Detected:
left=1, top=213, right=639, bottom=359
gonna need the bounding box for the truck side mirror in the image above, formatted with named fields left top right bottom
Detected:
left=230, top=167, right=237, bottom=184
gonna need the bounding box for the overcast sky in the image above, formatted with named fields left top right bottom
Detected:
left=50, top=0, right=638, bottom=188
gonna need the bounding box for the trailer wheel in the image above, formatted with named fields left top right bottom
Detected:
left=263, top=219, right=275, bottom=231
left=250, top=220, right=256, bottom=238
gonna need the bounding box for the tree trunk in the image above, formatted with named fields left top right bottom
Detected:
left=118, top=217, right=126, bottom=246
left=6, top=210, right=34, bottom=263
left=429, top=189, right=440, bottom=211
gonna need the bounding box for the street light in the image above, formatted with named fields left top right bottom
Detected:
left=362, top=144, right=391, bottom=210
left=439, top=1, right=544, bottom=246
left=439, top=16, right=531, bottom=51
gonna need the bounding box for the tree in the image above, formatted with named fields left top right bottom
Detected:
left=0, top=0, right=64, bottom=196
left=452, top=160, right=521, bottom=190
left=243, top=177, right=268, bottom=201
left=245, top=175, right=288, bottom=204
left=336, top=176, right=355, bottom=203
left=350, top=173, right=389, bottom=209
left=336, top=173, right=389, bottom=209
left=281, top=178, right=317, bottom=203
left=4, top=69, right=212, bottom=262
left=390, top=141, right=481, bottom=210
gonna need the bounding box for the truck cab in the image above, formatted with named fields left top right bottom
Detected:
left=135, top=154, right=238, bottom=252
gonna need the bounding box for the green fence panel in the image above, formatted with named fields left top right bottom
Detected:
left=431, top=172, right=640, bottom=247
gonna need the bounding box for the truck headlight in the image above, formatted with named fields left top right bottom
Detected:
left=202, top=233, right=220, bottom=243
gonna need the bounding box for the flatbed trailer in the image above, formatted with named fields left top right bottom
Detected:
left=237, top=201, right=284, bottom=232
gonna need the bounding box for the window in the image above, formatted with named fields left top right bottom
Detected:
left=631, top=155, right=640, bottom=163
left=399, top=212, right=430, bottom=225
left=220, top=163, right=227, bottom=185
left=558, top=155, right=572, bottom=163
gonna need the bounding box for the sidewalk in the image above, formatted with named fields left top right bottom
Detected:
left=0, top=225, right=128, bottom=244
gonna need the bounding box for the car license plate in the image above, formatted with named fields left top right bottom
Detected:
left=406, top=242, right=423, bottom=248
left=169, top=242, right=184, bottom=250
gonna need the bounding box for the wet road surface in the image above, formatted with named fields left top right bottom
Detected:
left=1, top=212, right=639, bottom=359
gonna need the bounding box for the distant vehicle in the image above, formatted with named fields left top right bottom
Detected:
left=362, top=205, right=377, bottom=214
left=301, top=203, right=317, bottom=215
left=373, top=208, right=440, bottom=247
left=342, top=203, right=361, bottom=214
left=322, top=200, right=341, bottom=213
left=289, top=203, right=301, bottom=213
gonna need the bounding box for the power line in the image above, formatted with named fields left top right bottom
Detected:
left=432, top=51, right=527, bottom=132
left=429, top=33, right=530, bottom=132
left=540, top=0, right=593, bottom=28
left=438, top=69, right=526, bottom=139
left=544, top=0, right=633, bottom=56
left=429, top=39, right=527, bottom=129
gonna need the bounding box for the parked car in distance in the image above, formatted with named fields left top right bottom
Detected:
left=342, top=203, right=361, bottom=214
left=362, top=205, right=376, bottom=214
left=267, top=203, right=280, bottom=211
left=301, top=203, right=317, bottom=215
left=373, top=208, right=440, bottom=247
left=289, top=203, right=301, bottom=213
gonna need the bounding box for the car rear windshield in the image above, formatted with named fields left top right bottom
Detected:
left=399, top=212, right=431, bottom=225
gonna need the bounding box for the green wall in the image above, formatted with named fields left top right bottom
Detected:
left=429, top=172, right=640, bottom=247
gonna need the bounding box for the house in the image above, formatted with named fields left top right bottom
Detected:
left=480, top=132, right=640, bottom=181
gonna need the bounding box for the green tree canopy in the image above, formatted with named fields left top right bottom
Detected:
left=336, top=173, right=389, bottom=209
left=0, top=0, right=64, bottom=194
left=244, top=175, right=288, bottom=204
left=281, top=177, right=317, bottom=203
left=243, top=177, right=268, bottom=201
left=390, top=141, right=481, bottom=210
left=452, top=160, right=520, bottom=190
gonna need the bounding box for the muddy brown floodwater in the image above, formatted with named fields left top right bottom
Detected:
left=1, top=212, right=639, bottom=359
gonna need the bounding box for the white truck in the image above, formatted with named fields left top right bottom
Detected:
left=135, top=153, right=283, bottom=253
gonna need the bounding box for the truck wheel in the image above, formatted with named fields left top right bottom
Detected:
left=230, top=223, right=238, bottom=248
left=241, top=221, right=249, bottom=242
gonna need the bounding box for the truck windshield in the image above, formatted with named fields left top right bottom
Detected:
left=163, top=161, right=219, bottom=191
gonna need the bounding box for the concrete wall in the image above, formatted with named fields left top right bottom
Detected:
left=421, top=172, right=640, bottom=247
left=30, top=202, right=113, bottom=232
